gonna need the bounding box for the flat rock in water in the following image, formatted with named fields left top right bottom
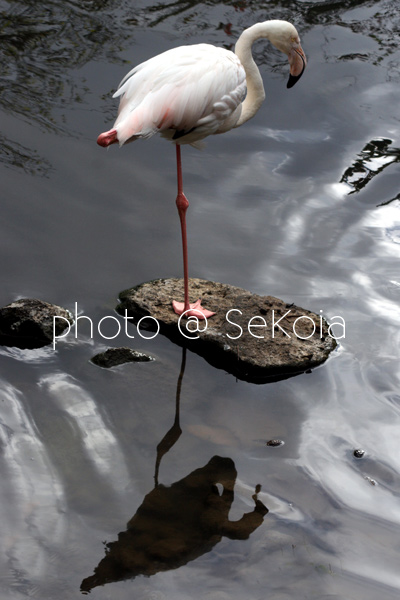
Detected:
left=117, top=278, right=337, bottom=383
left=91, top=347, right=155, bottom=368
left=0, top=298, right=73, bottom=349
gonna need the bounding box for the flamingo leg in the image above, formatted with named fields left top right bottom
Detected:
left=172, top=145, right=215, bottom=319
left=175, top=144, right=190, bottom=313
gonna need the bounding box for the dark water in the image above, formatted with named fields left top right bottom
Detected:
left=1, top=1, right=400, bottom=598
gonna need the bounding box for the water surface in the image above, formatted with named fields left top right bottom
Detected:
left=1, top=1, right=400, bottom=598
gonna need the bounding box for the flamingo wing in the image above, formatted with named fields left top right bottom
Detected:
left=112, top=44, right=246, bottom=146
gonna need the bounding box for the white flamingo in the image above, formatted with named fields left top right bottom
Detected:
left=97, top=20, right=306, bottom=318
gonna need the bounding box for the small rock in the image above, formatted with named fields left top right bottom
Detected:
left=364, top=476, right=377, bottom=486
left=91, top=347, right=155, bottom=368
left=266, top=439, right=284, bottom=447
left=0, top=298, right=73, bottom=349
left=353, top=449, right=365, bottom=459
left=117, top=278, right=337, bottom=383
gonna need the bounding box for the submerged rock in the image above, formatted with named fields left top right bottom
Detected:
left=117, top=278, right=337, bottom=383
left=91, top=347, right=155, bottom=368
left=353, top=449, right=365, bottom=459
left=266, top=439, right=285, bottom=447
left=0, top=298, right=73, bottom=349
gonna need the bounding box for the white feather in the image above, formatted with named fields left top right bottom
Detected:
left=112, top=44, right=246, bottom=146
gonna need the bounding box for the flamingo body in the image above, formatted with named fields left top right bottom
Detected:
left=110, top=44, right=247, bottom=147
left=97, top=20, right=307, bottom=318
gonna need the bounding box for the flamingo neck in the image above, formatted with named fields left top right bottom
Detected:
left=234, top=22, right=275, bottom=127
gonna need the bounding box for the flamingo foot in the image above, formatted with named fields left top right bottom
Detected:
left=97, top=129, right=118, bottom=147
left=172, top=298, right=216, bottom=319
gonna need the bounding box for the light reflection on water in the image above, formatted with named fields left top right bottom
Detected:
left=1, top=1, right=400, bottom=599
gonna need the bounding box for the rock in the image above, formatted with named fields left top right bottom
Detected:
left=0, top=298, right=73, bottom=349
left=353, top=449, right=365, bottom=459
left=91, top=347, right=155, bottom=368
left=266, top=439, right=285, bottom=447
left=117, top=278, right=337, bottom=383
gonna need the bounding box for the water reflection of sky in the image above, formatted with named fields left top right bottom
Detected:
left=1, top=1, right=400, bottom=599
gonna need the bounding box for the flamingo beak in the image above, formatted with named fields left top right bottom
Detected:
left=287, top=45, right=307, bottom=89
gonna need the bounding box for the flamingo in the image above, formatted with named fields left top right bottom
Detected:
left=97, top=20, right=306, bottom=319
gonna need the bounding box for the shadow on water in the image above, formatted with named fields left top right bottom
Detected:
left=80, top=348, right=268, bottom=594
left=0, top=0, right=130, bottom=171
left=341, top=138, right=400, bottom=202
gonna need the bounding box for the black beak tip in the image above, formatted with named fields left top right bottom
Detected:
left=287, top=71, right=303, bottom=89
left=287, top=53, right=306, bottom=89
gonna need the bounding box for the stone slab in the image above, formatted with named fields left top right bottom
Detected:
left=117, top=278, right=337, bottom=383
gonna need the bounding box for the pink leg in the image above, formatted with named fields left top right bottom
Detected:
left=175, top=144, right=190, bottom=313
left=172, top=145, right=215, bottom=319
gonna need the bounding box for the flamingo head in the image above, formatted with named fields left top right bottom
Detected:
left=266, top=21, right=307, bottom=88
